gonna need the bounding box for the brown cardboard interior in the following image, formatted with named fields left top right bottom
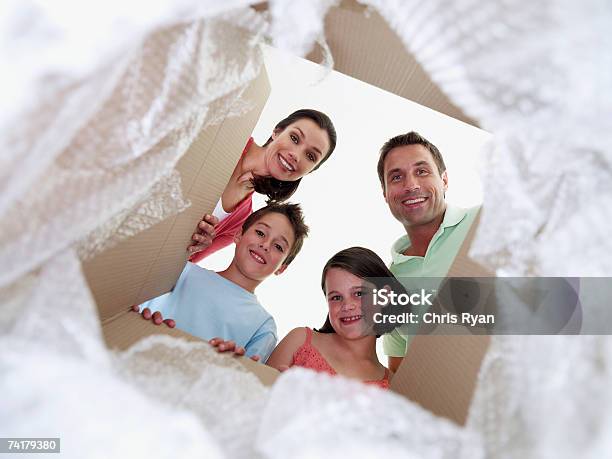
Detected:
left=81, top=65, right=278, bottom=387
left=83, top=66, right=271, bottom=323
left=81, top=3, right=493, bottom=422
left=389, top=211, right=493, bottom=425
left=306, top=0, right=478, bottom=128
left=252, top=0, right=476, bottom=127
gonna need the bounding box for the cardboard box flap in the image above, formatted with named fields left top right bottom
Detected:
left=83, top=67, right=271, bottom=323
left=390, top=210, right=492, bottom=425
left=103, top=310, right=280, bottom=387
left=306, top=0, right=478, bottom=128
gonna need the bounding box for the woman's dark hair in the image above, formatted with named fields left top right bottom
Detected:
left=252, top=109, right=337, bottom=203
left=315, top=247, right=407, bottom=336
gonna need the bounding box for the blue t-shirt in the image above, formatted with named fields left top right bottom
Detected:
left=139, top=263, right=277, bottom=362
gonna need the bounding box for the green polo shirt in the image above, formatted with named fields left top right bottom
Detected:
left=383, top=205, right=480, bottom=357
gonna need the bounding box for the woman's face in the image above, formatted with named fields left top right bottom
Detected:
left=264, top=118, right=330, bottom=182
left=325, top=268, right=375, bottom=340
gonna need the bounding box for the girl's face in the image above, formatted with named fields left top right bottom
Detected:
left=264, top=118, right=330, bottom=182
left=325, top=268, right=375, bottom=340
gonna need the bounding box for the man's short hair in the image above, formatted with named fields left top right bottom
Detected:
left=241, top=202, right=309, bottom=265
left=377, top=131, right=447, bottom=190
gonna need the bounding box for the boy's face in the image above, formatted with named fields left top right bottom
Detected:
left=233, top=212, right=295, bottom=281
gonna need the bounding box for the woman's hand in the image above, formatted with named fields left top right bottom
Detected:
left=187, top=214, right=219, bottom=255
left=209, top=337, right=260, bottom=362
left=131, top=305, right=175, bottom=328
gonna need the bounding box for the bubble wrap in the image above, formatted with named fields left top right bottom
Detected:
left=0, top=250, right=224, bottom=458
left=0, top=1, right=267, bottom=288
left=116, top=336, right=270, bottom=459
left=2, top=0, right=612, bottom=458
left=364, top=2, right=612, bottom=457
left=256, top=368, right=483, bottom=459
left=362, top=0, right=612, bottom=277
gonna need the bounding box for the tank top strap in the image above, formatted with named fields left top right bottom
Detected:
left=304, top=327, right=313, bottom=345
left=242, top=137, right=254, bottom=156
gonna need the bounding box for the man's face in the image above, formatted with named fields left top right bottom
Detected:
left=233, top=212, right=295, bottom=281
left=383, top=144, right=448, bottom=229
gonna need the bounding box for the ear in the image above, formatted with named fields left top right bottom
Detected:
left=442, top=170, right=449, bottom=192
left=271, top=127, right=281, bottom=140
left=383, top=186, right=388, bottom=202
left=274, top=264, right=288, bottom=276
left=233, top=232, right=242, bottom=245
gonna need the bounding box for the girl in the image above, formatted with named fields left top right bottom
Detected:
left=213, top=247, right=405, bottom=389
left=188, top=109, right=336, bottom=261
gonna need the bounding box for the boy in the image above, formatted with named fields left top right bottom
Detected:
left=133, top=202, right=308, bottom=362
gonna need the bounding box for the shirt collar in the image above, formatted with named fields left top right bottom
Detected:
left=390, top=204, right=468, bottom=264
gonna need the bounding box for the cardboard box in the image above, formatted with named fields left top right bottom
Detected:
left=83, top=1, right=491, bottom=427
left=83, top=63, right=281, bottom=386
left=389, top=211, right=492, bottom=426
left=306, top=0, right=478, bottom=128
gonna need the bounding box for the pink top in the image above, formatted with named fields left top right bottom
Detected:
left=291, top=328, right=390, bottom=389
left=190, top=138, right=255, bottom=263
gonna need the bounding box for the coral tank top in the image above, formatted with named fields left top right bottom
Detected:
left=189, top=138, right=254, bottom=263
left=291, top=328, right=390, bottom=389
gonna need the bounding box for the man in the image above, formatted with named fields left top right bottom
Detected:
left=377, top=132, right=480, bottom=373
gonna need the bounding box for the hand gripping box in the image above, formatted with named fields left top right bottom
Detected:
left=82, top=64, right=280, bottom=386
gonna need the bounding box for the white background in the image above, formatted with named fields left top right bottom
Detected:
left=202, top=45, right=490, bottom=361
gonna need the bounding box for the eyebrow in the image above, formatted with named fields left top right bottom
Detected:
left=256, top=222, right=290, bottom=247
left=387, top=161, right=431, bottom=177
left=327, top=286, right=366, bottom=297
left=295, top=127, right=323, bottom=158
left=386, top=167, right=402, bottom=177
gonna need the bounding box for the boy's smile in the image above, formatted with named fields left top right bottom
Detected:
left=248, top=248, right=267, bottom=264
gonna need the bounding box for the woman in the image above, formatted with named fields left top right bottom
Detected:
left=188, top=109, right=336, bottom=261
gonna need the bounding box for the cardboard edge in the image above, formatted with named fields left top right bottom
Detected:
left=102, top=310, right=280, bottom=387
left=389, top=210, right=492, bottom=425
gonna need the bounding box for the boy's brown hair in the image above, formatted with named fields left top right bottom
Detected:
left=241, top=202, right=309, bottom=265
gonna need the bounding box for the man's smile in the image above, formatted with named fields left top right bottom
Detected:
left=400, top=196, right=428, bottom=209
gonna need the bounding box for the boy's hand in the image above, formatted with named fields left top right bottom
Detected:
left=188, top=214, right=219, bottom=255
left=131, top=305, right=176, bottom=328
left=209, top=337, right=260, bottom=362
